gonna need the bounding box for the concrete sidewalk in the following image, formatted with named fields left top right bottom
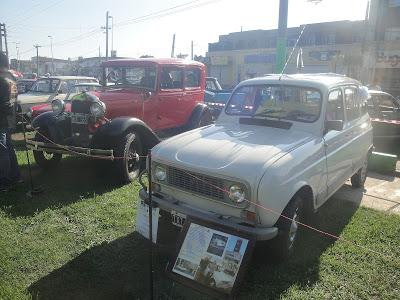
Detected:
left=333, top=171, right=400, bottom=214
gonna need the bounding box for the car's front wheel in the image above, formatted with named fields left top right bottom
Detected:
left=115, top=132, right=143, bottom=183
left=270, top=196, right=303, bottom=260
left=351, top=156, right=368, bottom=188
left=32, top=133, right=62, bottom=169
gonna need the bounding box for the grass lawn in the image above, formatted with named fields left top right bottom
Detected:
left=0, top=135, right=399, bottom=299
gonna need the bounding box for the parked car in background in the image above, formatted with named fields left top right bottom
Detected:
left=27, top=82, right=102, bottom=120
left=27, top=58, right=212, bottom=183
left=367, top=90, right=400, bottom=152
left=204, top=77, right=232, bottom=119
left=140, top=73, right=373, bottom=259
left=17, top=79, right=36, bottom=94
left=17, top=76, right=98, bottom=118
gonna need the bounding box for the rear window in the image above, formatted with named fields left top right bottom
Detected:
left=185, top=69, right=201, bottom=88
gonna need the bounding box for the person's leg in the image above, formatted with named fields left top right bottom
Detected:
left=6, top=129, right=21, bottom=183
left=0, top=128, right=11, bottom=189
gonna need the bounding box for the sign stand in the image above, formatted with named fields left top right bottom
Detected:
left=147, top=150, right=154, bottom=300
left=166, top=217, right=255, bottom=299
left=21, top=116, right=43, bottom=197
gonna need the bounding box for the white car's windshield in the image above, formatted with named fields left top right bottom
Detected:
left=104, top=65, right=157, bottom=90
left=225, top=85, right=322, bottom=123
left=29, top=79, right=60, bottom=93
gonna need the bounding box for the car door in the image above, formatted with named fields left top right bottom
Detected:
left=323, top=88, right=354, bottom=196
left=157, top=66, right=184, bottom=129
left=181, top=67, right=203, bottom=124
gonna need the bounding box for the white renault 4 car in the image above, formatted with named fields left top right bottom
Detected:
left=140, top=73, right=373, bottom=259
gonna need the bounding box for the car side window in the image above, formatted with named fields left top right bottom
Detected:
left=184, top=69, right=201, bottom=88
left=378, top=95, right=398, bottom=112
left=326, top=89, right=344, bottom=121
left=160, top=68, right=183, bottom=89
left=344, top=87, right=360, bottom=121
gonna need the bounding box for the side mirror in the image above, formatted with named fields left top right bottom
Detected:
left=325, top=120, right=343, bottom=133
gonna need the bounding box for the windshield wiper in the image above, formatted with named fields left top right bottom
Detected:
left=253, top=108, right=286, bottom=117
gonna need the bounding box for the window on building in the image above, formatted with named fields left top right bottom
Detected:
left=344, top=87, right=360, bottom=121
left=385, top=27, right=400, bottom=41
left=328, top=33, right=336, bottom=45
left=327, top=89, right=344, bottom=121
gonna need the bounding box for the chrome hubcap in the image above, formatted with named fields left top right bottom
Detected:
left=288, top=209, right=299, bottom=249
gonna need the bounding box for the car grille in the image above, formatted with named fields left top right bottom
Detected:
left=71, top=100, right=91, bottom=146
left=71, top=100, right=91, bottom=114
left=167, top=167, right=225, bottom=200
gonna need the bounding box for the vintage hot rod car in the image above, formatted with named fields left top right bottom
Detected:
left=27, top=58, right=212, bottom=183
left=140, top=73, right=373, bottom=259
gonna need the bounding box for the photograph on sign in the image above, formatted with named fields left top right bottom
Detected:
left=135, top=199, right=159, bottom=243
left=171, top=221, right=250, bottom=294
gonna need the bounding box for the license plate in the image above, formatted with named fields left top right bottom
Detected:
left=71, top=113, right=89, bottom=124
left=171, top=210, right=186, bottom=228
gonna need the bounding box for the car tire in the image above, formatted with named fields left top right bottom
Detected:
left=351, top=157, right=368, bottom=188
left=32, top=133, right=62, bottom=169
left=270, top=196, right=303, bottom=261
left=115, top=132, right=143, bottom=183
left=199, top=110, right=213, bottom=127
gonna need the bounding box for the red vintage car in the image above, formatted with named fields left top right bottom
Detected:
left=27, top=58, right=212, bottom=183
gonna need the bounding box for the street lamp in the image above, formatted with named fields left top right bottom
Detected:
left=48, top=35, right=54, bottom=74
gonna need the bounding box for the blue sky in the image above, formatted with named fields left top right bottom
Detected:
left=1, top=0, right=369, bottom=61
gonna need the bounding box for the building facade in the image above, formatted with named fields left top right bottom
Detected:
left=206, top=0, right=400, bottom=96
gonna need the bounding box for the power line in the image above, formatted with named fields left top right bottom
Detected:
left=7, top=0, right=65, bottom=29
left=14, top=0, right=222, bottom=58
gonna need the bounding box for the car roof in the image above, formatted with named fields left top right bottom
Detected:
left=38, top=76, right=97, bottom=80
left=239, top=73, right=361, bottom=90
left=102, top=58, right=204, bottom=68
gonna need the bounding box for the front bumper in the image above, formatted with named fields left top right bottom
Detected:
left=139, top=189, right=278, bottom=241
left=26, top=139, right=115, bottom=160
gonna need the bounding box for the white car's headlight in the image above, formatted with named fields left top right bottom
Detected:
left=154, top=165, right=167, bottom=181
left=228, top=185, right=246, bottom=203
left=51, top=99, right=65, bottom=114
left=90, top=101, right=106, bottom=118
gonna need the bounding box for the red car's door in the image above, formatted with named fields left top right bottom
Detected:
left=156, top=67, right=184, bottom=129
left=182, top=67, right=205, bottom=123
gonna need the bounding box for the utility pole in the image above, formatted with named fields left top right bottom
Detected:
left=0, top=23, right=9, bottom=58
left=111, top=15, right=114, bottom=53
left=171, top=33, right=176, bottom=58
left=276, top=0, right=288, bottom=73
left=33, top=44, right=42, bottom=76
left=191, top=40, right=194, bottom=60
left=10, top=41, right=19, bottom=71
left=101, top=11, right=112, bottom=60
left=48, top=35, right=54, bottom=74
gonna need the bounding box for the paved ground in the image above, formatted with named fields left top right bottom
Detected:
left=334, top=171, right=400, bottom=214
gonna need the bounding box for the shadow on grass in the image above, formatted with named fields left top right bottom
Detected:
left=27, top=194, right=363, bottom=300
left=28, top=232, right=154, bottom=300
left=1, top=156, right=122, bottom=218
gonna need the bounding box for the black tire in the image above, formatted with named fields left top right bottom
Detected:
left=270, top=196, right=303, bottom=261
left=198, top=110, right=213, bottom=127
left=351, top=157, right=368, bottom=188
left=115, top=132, right=143, bottom=183
left=32, top=133, right=62, bottom=169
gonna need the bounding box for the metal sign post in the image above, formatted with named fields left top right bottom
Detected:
left=148, top=150, right=154, bottom=300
